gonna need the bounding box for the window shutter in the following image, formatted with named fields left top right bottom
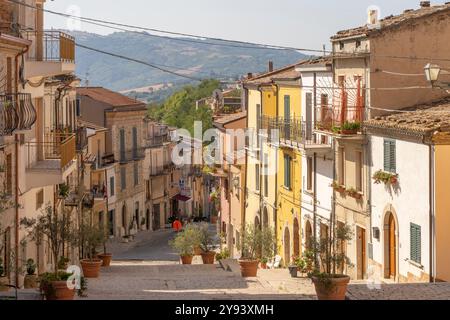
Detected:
left=389, top=140, right=396, bottom=173
left=410, top=223, right=421, bottom=264
left=383, top=140, right=390, bottom=172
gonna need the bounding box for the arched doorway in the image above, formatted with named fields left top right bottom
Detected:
left=146, top=209, right=150, bottom=230
left=263, top=207, right=269, bottom=228
left=254, top=216, right=260, bottom=230
left=284, top=227, right=290, bottom=266
left=305, top=220, right=312, bottom=250
left=293, top=218, right=300, bottom=257
left=384, top=211, right=397, bottom=279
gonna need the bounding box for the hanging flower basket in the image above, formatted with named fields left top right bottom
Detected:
left=372, top=170, right=399, bottom=186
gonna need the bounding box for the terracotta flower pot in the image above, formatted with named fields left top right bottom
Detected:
left=210, top=216, right=218, bottom=224
left=200, top=251, right=215, bottom=264
left=24, top=274, right=39, bottom=289
left=312, top=275, right=350, bottom=300
left=238, top=260, right=259, bottom=277
left=390, top=176, right=398, bottom=185
left=341, top=129, right=357, bottom=135
left=98, top=253, right=113, bottom=267
left=180, top=255, right=193, bottom=265
left=260, top=263, right=267, bottom=269
left=44, top=280, right=75, bottom=300
left=80, top=259, right=103, bottom=278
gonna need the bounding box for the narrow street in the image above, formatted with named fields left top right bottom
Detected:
left=79, top=227, right=317, bottom=300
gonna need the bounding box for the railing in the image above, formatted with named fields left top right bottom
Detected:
left=23, top=30, right=75, bottom=63
left=315, top=106, right=364, bottom=132
left=145, top=135, right=170, bottom=148
left=25, top=132, right=76, bottom=170
left=0, top=93, right=36, bottom=136
left=119, top=148, right=145, bottom=163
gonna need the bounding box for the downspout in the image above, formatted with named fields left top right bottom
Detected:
left=257, top=86, right=264, bottom=230
left=429, top=143, right=435, bottom=283
left=313, top=152, right=318, bottom=267
left=274, top=84, right=279, bottom=250
left=243, top=86, right=249, bottom=228
left=14, top=44, right=30, bottom=287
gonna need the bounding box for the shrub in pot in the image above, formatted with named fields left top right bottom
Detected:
left=57, top=256, right=70, bottom=271
left=79, top=223, right=104, bottom=278
left=236, top=224, right=276, bottom=277
left=24, top=258, right=39, bottom=289
left=39, top=271, right=87, bottom=300
left=21, top=206, right=80, bottom=299
left=98, top=223, right=113, bottom=267
left=169, top=225, right=197, bottom=264
left=308, top=223, right=354, bottom=300
left=197, top=222, right=216, bottom=264
left=215, top=247, right=230, bottom=262
left=260, top=257, right=268, bottom=269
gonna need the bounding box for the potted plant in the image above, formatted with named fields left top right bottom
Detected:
left=288, top=256, right=299, bottom=277
left=236, top=224, right=276, bottom=277
left=57, top=256, right=70, bottom=271
left=260, top=257, right=268, bottom=269
left=198, top=222, right=216, bottom=264
left=79, top=223, right=104, bottom=278
left=58, top=183, right=70, bottom=199
left=309, top=223, right=354, bottom=300
left=24, top=258, right=39, bottom=289
left=215, top=247, right=230, bottom=262
left=20, top=206, right=79, bottom=300
left=297, top=250, right=315, bottom=277
left=345, top=187, right=362, bottom=200
left=98, top=223, right=113, bottom=267
left=372, top=170, right=399, bottom=186
left=340, top=122, right=360, bottom=135
left=330, top=181, right=345, bottom=193
left=169, top=225, right=196, bottom=264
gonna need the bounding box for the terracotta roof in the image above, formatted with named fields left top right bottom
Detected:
left=243, top=63, right=301, bottom=85
left=364, top=97, right=450, bottom=134
left=213, top=111, right=247, bottom=127
left=76, top=87, right=146, bottom=108
left=77, top=119, right=108, bottom=132
left=331, top=3, right=450, bottom=40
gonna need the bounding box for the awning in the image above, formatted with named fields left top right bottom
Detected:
left=172, top=194, right=191, bottom=202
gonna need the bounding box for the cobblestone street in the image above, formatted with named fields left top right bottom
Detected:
left=78, top=228, right=317, bottom=300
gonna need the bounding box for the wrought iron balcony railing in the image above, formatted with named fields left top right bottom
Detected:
left=23, top=30, right=75, bottom=63
left=119, top=147, right=145, bottom=163
left=0, top=93, right=36, bottom=136
left=315, top=106, right=364, bottom=132
left=145, top=135, right=170, bottom=148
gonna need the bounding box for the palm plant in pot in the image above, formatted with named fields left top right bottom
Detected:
left=197, top=222, right=216, bottom=264
left=308, top=223, right=354, bottom=300
left=169, top=225, right=197, bottom=264
left=79, top=222, right=104, bottom=278
left=20, top=205, right=78, bottom=300
left=236, top=224, right=276, bottom=277
left=24, top=258, right=38, bottom=289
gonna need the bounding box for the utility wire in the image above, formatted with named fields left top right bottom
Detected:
left=9, top=0, right=450, bottom=62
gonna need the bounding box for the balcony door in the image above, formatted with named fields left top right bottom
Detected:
left=305, top=92, right=313, bottom=141
left=119, top=129, right=125, bottom=162
left=132, top=127, right=138, bottom=159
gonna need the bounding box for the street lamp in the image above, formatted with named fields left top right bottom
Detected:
left=424, top=63, right=441, bottom=84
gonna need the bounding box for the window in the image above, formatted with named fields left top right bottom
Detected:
left=110, top=176, right=115, bottom=196
left=339, top=42, right=344, bottom=50
left=75, top=99, right=81, bottom=117
left=410, top=223, right=421, bottom=264
left=255, top=165, right=260, bottom=191
left=307, top=157, right=313, bottom=191
left=121, top=167, right=126, bottom=190
left=356, top=40, right=361, bottom=48
left=36, top=189, right=44, bottom=210
left=132, top=127, right=138, bottom=159
left=264, top=154, right=268, bottom=197
left=119, top=129, right=126, bottom=162
left=384, top=139, right=396, bottom=173
left=356, top=151, right=363, bottom=192
left=338, top=147, right=345, bottom=185
left=284, top=154, right=292, bottom=189
left=134, top=163, right=139, bottom=186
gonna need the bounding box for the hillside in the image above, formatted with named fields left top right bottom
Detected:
left=71, top=31, right=307, bottom=93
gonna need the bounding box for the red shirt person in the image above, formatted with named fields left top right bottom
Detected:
left=172, top=219, right=182, bottom=232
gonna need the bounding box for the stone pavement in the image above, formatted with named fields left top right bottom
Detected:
left=347, top=282, right=450, bottom=300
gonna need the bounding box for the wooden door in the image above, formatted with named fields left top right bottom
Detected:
left=284, top=227, right=290, bottom=266
left=389, top=215, right=396, bottom=278
left=293, top=218, right=300, bottom=258
left=357, top=227, right=366, bottom=279
left=305, top=221, right=312, bottom=250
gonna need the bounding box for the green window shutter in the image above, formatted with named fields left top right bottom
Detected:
left=389, top=140, right=396, bottom=173
left=383, top=140, right=390, bottom=172
left=410, top=223, right=421, bottom=264
left=284, top=155, right=291, bottom=189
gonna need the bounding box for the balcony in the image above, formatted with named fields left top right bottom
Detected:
left=0, top=93, right=36, bottom=136
left=23, top=30, right=75, bottom=78
left=25, top=132, right=77, bottom=189
left=315, top=106, right=364, bottom=135
left=119, top=148, right=145, bottom=164
left=259, top=116, right=332, bottom=152
left=145, top=135, right=170, bottom=148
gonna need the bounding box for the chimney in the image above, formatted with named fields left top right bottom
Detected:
left=268, top=61, right=274, bottom=72
left=420, top=1, right=431, bottom=8
left=247, top=73, right=253, bottom=79
left=367, top=9, right=379, bottom=25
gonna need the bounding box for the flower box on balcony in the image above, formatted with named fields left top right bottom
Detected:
left=345, top=187, right=362, bottom=200
left=330, top=181, right=346, bottom=193
left=372, top=170, right=399, bottom=186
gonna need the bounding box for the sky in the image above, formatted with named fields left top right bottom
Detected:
left=44, top=0, right=445, bottom=51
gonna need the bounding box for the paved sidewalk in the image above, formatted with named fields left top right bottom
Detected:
left=347, top=282, right=450, bottom=300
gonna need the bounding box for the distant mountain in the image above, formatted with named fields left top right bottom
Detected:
left=70, top=31, right=307, bottom=92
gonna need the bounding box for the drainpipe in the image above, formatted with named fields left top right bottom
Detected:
left=257, top=86, right=264, bottom=230
left=313, top=152, right=318, bottom=267
left=429, top=144, right=435, bottom=283
left=274, top=84, right=279, bottom=250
